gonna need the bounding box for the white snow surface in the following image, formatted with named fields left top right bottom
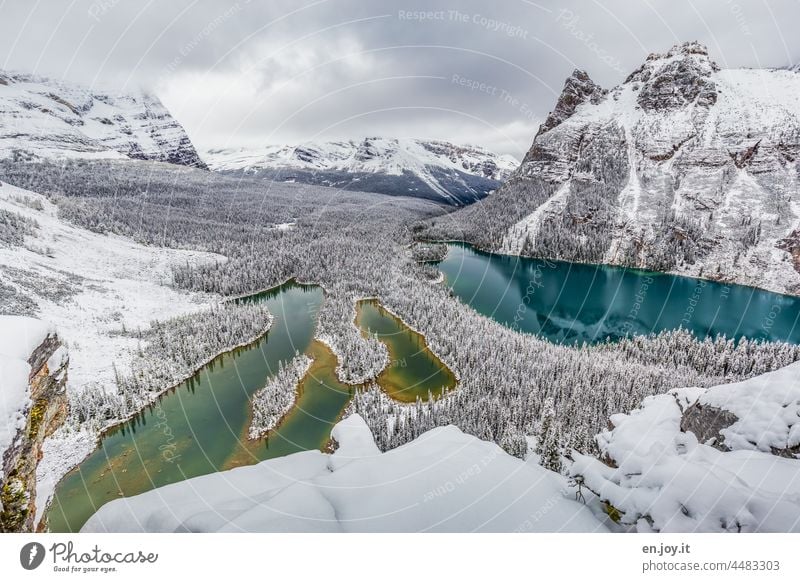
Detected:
left=82, top=414, right=608, bottom=533
left=570, top=362, right=800, bottom=532
left=0, top=315, right=54, bottom=460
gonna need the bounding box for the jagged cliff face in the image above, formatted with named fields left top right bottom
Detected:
left=430, top=42, right=800, bottom=295
left=0, top=71, right=206, bottom=169
left=0, top=333, right=67, bottom=532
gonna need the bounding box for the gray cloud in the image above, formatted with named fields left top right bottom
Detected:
left=2, top=0, right=798, bottom=156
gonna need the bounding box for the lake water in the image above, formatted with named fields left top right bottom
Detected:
left=436, top=243, right=800, bottom=345
left=46, top=283, right=454, bottom=532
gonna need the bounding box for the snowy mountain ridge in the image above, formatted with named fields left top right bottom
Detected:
left=429, top=42, right=800, bottom=294
left=0, top=70, right=206, bottom=168
left=204, top=138, right=519, bottom=205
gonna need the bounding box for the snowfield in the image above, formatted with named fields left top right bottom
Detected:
left=81, top=415, right=609, bottom=533
left=570, top=362, right=800, bottom=532
left=0, top=181, right=221, bottom=398
left=80, top=359, right=800, bottom=534
left=0, top=316, right=54, bottom=460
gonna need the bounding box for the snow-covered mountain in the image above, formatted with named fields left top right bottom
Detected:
left=204, top=138, right=518, bottom=205
left=428, top=42, right=800, bottom=294
left=0, top=71, right=206, bottom=168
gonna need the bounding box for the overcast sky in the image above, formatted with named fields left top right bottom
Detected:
left=2, top=0, right=798, bottom=157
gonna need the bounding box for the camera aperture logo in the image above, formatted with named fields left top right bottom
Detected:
left=20, top=542, right=46, bottom=570
left=19, top=541, right=158, bottom=574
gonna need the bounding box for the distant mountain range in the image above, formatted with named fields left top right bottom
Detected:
left=204, top=138, right=518, bottom=206
left=0, top=70, right=518, bottom=205
left=0, top=71, right=205, bottom=168
left=426, top=42, right=800, bottom=295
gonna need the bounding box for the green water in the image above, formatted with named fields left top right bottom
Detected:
left=437, top=243, right=800, bottom=345
left=47, top=284, right=453, bottom=532
left=357, top=299, right=456, bottom=402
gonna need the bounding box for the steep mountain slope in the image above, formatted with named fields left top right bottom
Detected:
left=204, top=138, right=518, bottom=205
left=426, top=42, right=800, bottom=294
left=0, top=71, right=206, bottom=168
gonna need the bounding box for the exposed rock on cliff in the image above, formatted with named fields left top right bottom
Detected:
left=0, top=319, right=67, bottom=532
left=425, top=42, right=800, bottom=295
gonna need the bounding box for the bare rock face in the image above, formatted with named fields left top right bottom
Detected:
left=536, top=70, right=607, bottom=137
left=777, top=229, right=800, bottom=275
left=0, top=334, right=67, bottom=532
left=629, top=41, right=719, bottom=111
left=679, top=402, right=739, bottom=450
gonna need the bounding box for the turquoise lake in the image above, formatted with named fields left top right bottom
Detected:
left=437, top=243, right=800, bottom=345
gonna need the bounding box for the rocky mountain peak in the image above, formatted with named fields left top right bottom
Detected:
left=626, top=41, right=719, bottom=111
left=537, top=69, right=606, bottom=136
left=431, top=41, right=800, bottom=295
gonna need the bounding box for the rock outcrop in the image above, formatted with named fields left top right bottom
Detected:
left=0, top=331, right=67, bottom=532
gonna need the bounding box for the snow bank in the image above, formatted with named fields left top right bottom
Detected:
left=0, top=315, right=54, bottom=362
left=82, top=415, right=607, bottom=533
left=699, top=362, right=800, bottom=453
left=570, top=364, right=800, bottom=532
left=0, top=315, right=54, bottom=459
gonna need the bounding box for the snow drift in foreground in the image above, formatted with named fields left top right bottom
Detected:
left=0, top=316, right=54, bottom=459
left=82, top=415, right=608, bottom=533
left=570, top=361, right=800, bottom=532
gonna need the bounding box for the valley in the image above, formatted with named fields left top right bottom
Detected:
left=1, top=39, right=800, bottom=534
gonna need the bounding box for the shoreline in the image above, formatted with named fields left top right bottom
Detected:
left=39, top=280, right=306, bottom=530
left=425, top=238, right=800, bottom=299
